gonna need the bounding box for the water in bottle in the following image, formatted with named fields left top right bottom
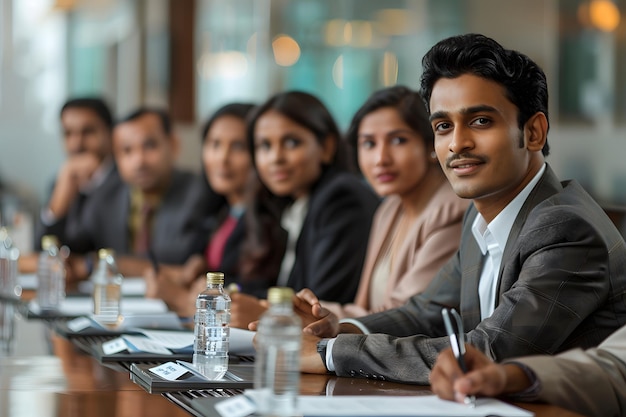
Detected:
left=0, top=227, right=19, bottom=297
left=36, top=235, right=66, bottom=312
left=91, top=248, right=123, bottom=328
left=193, top=271, right=230, bottom=380
left=0, top=227, right=19, bottom=354
left=254, top=287, right=301, bottom=417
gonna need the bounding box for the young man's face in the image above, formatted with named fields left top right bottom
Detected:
left=113, top=113, right=177, bottom=193
left=61, top=107, right=111, bottom=160
left=429, top=73, right=537, bottom=217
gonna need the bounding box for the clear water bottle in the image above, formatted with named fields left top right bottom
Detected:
left=254, top=287, right=302, bottom=417
left=0, top=227, right=20, bottom=298
left=193, top=271, right=230, bottom=380
left=36, top=235, right=66, bottom=312
left=90, top=248, right=123, bottom=328
left=0, top=227, right=20, bottom=354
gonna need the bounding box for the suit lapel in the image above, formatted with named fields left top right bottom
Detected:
left=458, top=206, right=485, bottom=329
left=495, top=165, right=563, bottom=303
left=460, top=237, right=485, bottom=330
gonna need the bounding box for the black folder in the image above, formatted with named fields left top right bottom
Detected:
left=130, top=362, right=254, bottom=394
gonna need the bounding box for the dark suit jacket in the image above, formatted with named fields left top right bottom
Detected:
left=285, top=170, right=380, bottom=304
left=68, top=169, right=212, bottom=265
left=36, top=165, right=121, bottom=250
left=332, top=165, right=626, bottom=384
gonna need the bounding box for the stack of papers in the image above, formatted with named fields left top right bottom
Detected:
left=65, top=312, right=183, bottom=334
left=103, top=328, right=256, bottom=356
left=77, top=277, right=147, bottom=296
left=28, top=297, right=169, bottom=316
left=19, top=274, right=147, bottom=296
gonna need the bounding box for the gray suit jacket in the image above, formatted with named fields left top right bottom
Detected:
left=332, top=165, right=626, bottom=384
left=68, top=169, right=212, bottom=265
left=513, top=324, right=626, bottom=417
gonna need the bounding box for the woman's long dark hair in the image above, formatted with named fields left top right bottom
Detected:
left=239, top=91, right=349, bottom=291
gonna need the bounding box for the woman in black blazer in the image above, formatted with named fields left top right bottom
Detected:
left=231, top=91, right=379, bottom=328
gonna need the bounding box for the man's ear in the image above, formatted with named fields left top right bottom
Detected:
left=524, top=112, right=548, bottom=152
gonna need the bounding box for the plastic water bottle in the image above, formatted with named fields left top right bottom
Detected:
left=193, top=271, right=230, bottom=380
left=0, top=227, right=20, bottom=298
left=254, top=287, right=301, bottom=416
left=0, top=227, right=20, bottom=354
left=90, top=248, right=123, bottom=328
left=36, top=235, right=66, bottom=312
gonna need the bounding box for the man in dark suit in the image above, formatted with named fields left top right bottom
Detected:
left=37, top=97, right=118, bottom=249
left=68, top=108, right=212, bottom=278
left=294, top=33, right=626, bottom=384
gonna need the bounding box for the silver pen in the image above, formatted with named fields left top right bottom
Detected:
left=441, top=308, right=476, bottom=408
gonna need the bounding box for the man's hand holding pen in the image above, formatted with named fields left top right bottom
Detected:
left=430, top=339, right=533, bottom=403
left=440, top=308, right=476, bottom=407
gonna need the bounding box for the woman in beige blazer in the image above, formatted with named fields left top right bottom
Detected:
left=322, top=86, right=469, bottom=319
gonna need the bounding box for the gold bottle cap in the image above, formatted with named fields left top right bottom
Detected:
left=98, top=248, right=115, bottom=259
left=267, top=287, right=294, bottom=304
left=206, top=272, right=225, bottom=285
left=41, top=235, right=60, bottom=250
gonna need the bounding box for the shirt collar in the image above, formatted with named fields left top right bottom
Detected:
left=472, top=163, right=546, bottom=255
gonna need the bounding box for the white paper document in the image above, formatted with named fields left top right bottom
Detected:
left=18, top=273, right=37, bottom=290
left=229, top=328, right=256, bottom=356
left=77, top=277, right=147, bottom=296
left=135, top=327, right=256, bottom=356
left=138, top=330, right=195, bottom=349
left=20, top=275, right=146, bottom=295
left=29, top=297, right=168, bottom=316
left=123, top=334, right=174, bottom=355
left=241, top=391, right=533, bottom=417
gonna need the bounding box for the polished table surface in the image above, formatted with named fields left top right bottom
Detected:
left=0, top=298, right=586, bottom=417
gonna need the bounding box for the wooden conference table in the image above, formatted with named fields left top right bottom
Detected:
left=0, top=298, right=585, bottom=417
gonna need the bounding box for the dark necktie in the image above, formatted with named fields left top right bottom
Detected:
left=134, top=203, right=154, bottom=257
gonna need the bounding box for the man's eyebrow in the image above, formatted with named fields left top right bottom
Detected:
left=429, top=111, right=447, bottom=122
left=429, top=105, right=499, bottom=122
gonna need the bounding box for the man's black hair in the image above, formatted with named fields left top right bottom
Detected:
left=420, top=33, right=550, bottom=156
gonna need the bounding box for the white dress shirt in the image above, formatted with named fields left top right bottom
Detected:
left=471, top=163, right=546, bottom=319
left=276, top=196, right=309, bottom=286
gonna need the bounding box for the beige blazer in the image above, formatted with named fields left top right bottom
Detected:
left=325, top=181, right=468, bottom=318
left=513, top=325, right=626, bottom=417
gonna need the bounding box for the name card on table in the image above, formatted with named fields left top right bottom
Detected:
left=102, top=338, right=128, bottom=355
left=149, top=362, right=189, bottom=381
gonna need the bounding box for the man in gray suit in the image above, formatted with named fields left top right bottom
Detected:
left=67, top=108, right=212, bottom=278
left=294, top=34, right=626, bottom=384
left=431, top=324, right=626, bottom=417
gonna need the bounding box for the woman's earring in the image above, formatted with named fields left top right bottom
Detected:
left=430, top=151, right=438, bottom=161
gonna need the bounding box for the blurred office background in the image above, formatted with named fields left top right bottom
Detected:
left=1, top=0, right=625, bottom=251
